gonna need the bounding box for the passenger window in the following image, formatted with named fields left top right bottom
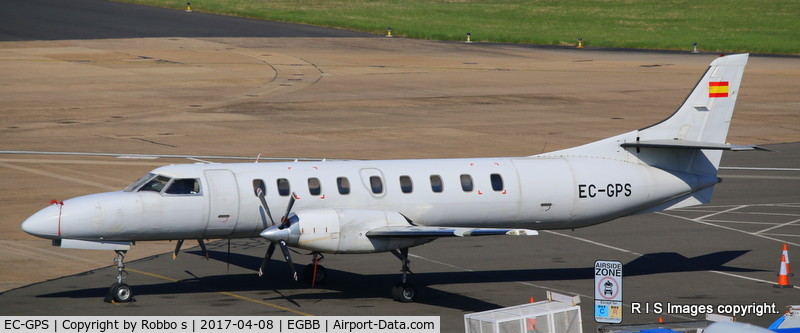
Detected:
left=308, top=177, right=321, bottom=196
left=400, top=175, right=413, bottom=193
left=165, top=178, right=200, bottom=195
left=460, top=174, right=473, bottom=192
left=277, top=178, right=291, bottom=196
left=430, top=175, right=443, bottom=193
left=491, top=174, right=504, bottom=191
left=337, top=177, right=350, bottom=195
left=369, top=176, right=383, bottom=194
left=139, top=175, right=171, bottom=192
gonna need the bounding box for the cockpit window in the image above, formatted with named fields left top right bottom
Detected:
left=165, top=178, right=200, bottom=195
left=138, top=175, right=171, bottom=193
left=124, top=173, right=156, bottom=192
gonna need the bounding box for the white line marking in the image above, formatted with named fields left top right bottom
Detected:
left=761, top=233, right=800, bottom=238
left=544, top=230, right=800, bottom=290
left=0, top=150, right=326, bottom=161
left=408, top=253, right=699, bottom=320
left=702, top=219, right=781, bottom=226
left=695, top=205, right=746, bottom=221
left=542, top=230, right=643, bottom=256
left=756, top=218, right=800, bottom=235
left=187, top=157, right=214, bottom=164
left=657, top=212, right=800, bottom=247
left=720, top=175, right=800, bottom=180
left=720, top=167, right=800, bottom=171
left=0, top=240, right=106, bottom=266
left=671, top=210, right=800, bottom=218
left=0, top=162, right=119, bottom=191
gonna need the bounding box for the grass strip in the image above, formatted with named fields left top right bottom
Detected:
left=117, top=0, right=799, bottom=54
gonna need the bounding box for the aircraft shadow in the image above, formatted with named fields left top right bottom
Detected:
left=36, top=249, right=759, bottom=313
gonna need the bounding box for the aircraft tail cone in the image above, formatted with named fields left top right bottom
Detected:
left=782, top=243, right=793, bottom=276
left=774, top=254, right=793, bottom=288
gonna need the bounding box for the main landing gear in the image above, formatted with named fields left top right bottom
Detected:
left=104, top=250, right=134, bottom=303
left=391, top=248, right=416, bottom=303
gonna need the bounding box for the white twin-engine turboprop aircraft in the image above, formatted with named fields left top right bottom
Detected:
left=23, top=54, right=756, bottom=303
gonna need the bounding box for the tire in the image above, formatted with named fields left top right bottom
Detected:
left=112, top=283, right=133, bottom=303
left=303, top=264, right=327, bottom=285
left=392, top=282, right=416, bottom=303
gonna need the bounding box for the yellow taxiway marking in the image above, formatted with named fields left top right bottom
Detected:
left=127, top=268, right=313, bottom=316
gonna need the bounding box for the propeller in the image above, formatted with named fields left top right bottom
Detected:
left=279, top=193, right=296, bottom=229
left=253, top=181, right=299, bottom=281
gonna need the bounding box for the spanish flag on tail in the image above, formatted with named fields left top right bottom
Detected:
left=709, top=81, right=729, bottom=98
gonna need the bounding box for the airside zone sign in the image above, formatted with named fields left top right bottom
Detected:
left=594, top=260, right=622, bottom=323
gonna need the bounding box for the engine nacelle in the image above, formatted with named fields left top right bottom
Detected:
left=290, top=209, right=432, bottom=254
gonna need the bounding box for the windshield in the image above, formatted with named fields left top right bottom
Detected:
left=138, top=175, right=172, bottom=192
left=124, top=173, right=156, bottom=192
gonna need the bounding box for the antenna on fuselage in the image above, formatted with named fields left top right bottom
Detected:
left=255, top=153, right=261, bottom=163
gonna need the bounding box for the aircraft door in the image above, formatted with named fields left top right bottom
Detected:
left=204, top=169, right=240, bottom=237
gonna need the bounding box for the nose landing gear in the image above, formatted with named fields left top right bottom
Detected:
left=105, top=250, right=134, bottom=303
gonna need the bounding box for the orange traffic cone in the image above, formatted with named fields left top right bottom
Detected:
left=775, top=254, right=793, bottom=288
left=782, top=244, right=793, bottom=276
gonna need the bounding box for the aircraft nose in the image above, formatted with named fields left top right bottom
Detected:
left=21, top=204, right=61, bottom=239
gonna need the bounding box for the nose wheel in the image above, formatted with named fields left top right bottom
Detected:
left=105, top=250, right=134, bottom=303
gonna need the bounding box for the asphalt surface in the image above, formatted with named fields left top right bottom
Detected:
left=1, top=1, right=798, bottom=332
left=1, top=143, right=798, bottom=332
left=0, top=0, right=373, bottom=41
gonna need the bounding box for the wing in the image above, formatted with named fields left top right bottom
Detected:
left=366, top=226, right=537, bottom=238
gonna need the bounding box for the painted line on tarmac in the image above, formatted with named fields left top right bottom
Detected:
left=703, top=219, right=782, bottom=226
left=720, top=167, right=800, bottom=171
left=126, top=268, right=314, bottom=316
left=0, top=162, right=119, bottom=191
left=695, top=205, right=747, bottom=222
left=411, top=242, right=695, bottom=322
left=720, top=174, right=800, bottom=180
left=0, top=240, right=106, bottom=266
left=670, top=209, right=800, bottom=218
left=541, top=230, right=642, bottom=256
left=658, top=211, right=800, bottom=247
left=755, top=218, right=800, bottom=235
left=409, top=253, right=582, bottom=296
left=0, top=157, right=164, bottom=166
left=544, top=230, right=800, bottom=290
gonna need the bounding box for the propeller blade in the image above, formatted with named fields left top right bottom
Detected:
left=279, top=240, right=298, bottom=281
left=172, top=239, right=184, bottom=260
left=280, top=193, right=297, bottom=229
left=258, top=242, right=277, bottom=277
left=253, top=180, right=275, bottom=226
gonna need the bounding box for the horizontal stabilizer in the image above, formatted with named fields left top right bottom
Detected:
left=621, top=140, right=768, bottom=151
left=366, top=226, right=538, bottom=238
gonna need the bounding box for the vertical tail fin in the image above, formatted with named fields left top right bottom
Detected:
left=537, top=54, right=750, bottom=175
left=536, top=54, right=750, bottom=211
left=638, top=53, right=748, bottom=145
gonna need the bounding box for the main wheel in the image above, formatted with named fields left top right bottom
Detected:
left=392, top=282, right=416, bottom=303
left=303, top=264, right=327, bottom=285
left=111, top=283, right=133, bottom=303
